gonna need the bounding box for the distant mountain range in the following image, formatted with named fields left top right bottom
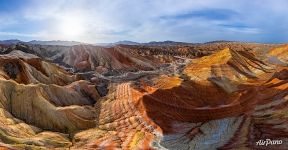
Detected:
left=96, top=40, right=194, bottom=46
left=94, top=40, right=141, bottom=46
left=0, top=39, right=23, bottom=45
left=0, top=39, right=233, bottom=46
left=144, top=40, right=193, bottom=46
left=0, top=39, right=86, bottom=46
left=28, top=40, right=86, bottom=46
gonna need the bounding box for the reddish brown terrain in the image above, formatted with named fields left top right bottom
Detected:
left=0, top=42, right=287, bottom=149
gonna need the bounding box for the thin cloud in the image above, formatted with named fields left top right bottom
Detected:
left=160, top=9, right=239, bottom=21
left=0, top=31, right=39, bottom=37
left=0, top=0, right=287, bottom=43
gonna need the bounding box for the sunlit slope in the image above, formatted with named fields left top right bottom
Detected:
left=61, top=45, right=156, bottom=71
left=0, top=51, right=100, bottom=149
left=267, top=44, right=288, bottom=65
left=184, top=48, right=274, bottom=82
left=71, top=46, right=287, bottom=149
left=0, top=44, right=287, bottom=149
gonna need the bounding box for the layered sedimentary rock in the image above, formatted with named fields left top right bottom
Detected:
left=267, top=45, right=288, bottom=65
left=68, top=45, right=288, bottom=149
left=0, top=43, right=287, bottom=150
left=58, top=45, right=157, bottom=71
left=0, top=51, right=100, bottom=149
left=0, top=50, right=81, bottom=85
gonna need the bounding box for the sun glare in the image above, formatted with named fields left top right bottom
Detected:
left=57, top=16, right=85, bottom=40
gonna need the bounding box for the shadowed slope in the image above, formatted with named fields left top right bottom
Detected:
left=72, top=46, right=288, bottom=150
left=0, top=51, right=100, bottom=149
left=0, top=50, right=81, bottom=85
left=61, top=45, right=156, bottom=71
left=267, top=44, right=288, bottom=66
left=0, top=44, right=287, bottom=149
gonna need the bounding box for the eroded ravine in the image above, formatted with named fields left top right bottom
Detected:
left=0, top=43, right=287, bottom=149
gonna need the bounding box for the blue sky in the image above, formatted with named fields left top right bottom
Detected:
left=0, top=0, right=287, bottom=43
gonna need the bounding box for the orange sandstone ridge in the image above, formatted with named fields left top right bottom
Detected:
left=71, top=46, right=288, bottom=149
left=0, top=43, right=287, bottom=149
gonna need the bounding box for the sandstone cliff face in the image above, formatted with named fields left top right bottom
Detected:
left=0, top=43, right=287, bottom=150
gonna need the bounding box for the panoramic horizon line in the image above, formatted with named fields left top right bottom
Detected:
left=0, top=38, right=286, bottom=45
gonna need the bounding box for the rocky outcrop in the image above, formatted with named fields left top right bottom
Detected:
left=0, top=50, right=81, bottom=85
left=70, top=46, right=287, bottom=150
left=267, top=44, right=288, bottom=66
left=0, top=51, right=100, bottom=149
left=58, top=45, right=157, bottom=72
left=0, top=43, right=287, bottom=149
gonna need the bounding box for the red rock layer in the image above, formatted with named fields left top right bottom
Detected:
left=0, top=51, right=101, bottom=149
left=0, top=51, right=80, bottom=85
left=0, top=45, right=287, bottom=149
left=62, top=45, right=156, bottom=71
left=73, top=46, right=288, bottom=149
left=72, top=83, right=161, bottom=149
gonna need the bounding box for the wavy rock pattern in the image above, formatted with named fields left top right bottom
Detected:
left=0, top=44, right=287, bottom=149
left=71, top=46, right=288, bottom=150
left=268, top=45, right=288, bottom=66
left=61, top=45, right=156, bottom=71
left=0, top=52, right=100, bottom=149
left=71, top=83, right=161, bottom=149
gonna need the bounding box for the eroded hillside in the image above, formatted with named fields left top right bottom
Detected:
left=0, top=42, right=287, bottom=149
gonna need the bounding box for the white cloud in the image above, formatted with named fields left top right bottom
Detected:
left=0, top=31, right=39, bottom=37
left=1, top=0, right=288, bottom=43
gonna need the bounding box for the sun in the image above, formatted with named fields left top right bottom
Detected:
left=57, top=16, right=86, bottom=40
